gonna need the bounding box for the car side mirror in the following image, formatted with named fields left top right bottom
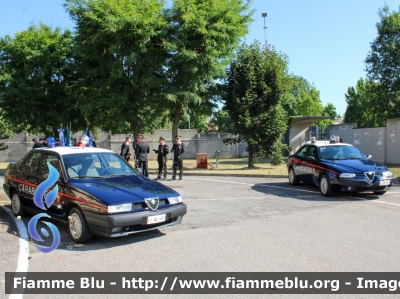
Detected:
left=367, top=155, right=372, bottom=160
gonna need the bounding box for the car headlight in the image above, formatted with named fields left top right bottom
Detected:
left=340, top=173, right=356, bottom=178
left=107, top=203, right=132, bottom=213
left=168, top=196, right=183, bottom=204
left=382, top=171, right=393, bottom=178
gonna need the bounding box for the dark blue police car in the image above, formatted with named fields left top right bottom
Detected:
left=3, top=147, right=187, bottom=243
left=287, top=136, right=394, bottom=197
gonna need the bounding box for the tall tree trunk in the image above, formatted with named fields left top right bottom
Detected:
left=130, top=121, right=139, bottom=139
left=247, top=144, right=254, bottom=168
left=172, top=104, right=181, bottom=142
left=128, top=86, right=139, bottom=138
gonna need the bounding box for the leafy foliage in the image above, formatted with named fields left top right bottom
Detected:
left=65, top=0, right=169, bottom=136
left=365, top=6, right=400, bottom=95
left=283, top=76, right=324, bottom=117
left=208, top=109, right=233, bottom=133
left=164, top=0, right=252, bottom=140
left=223, top=42, right=290, bottom=167
left=343, top=78, right=390, bottom=127
left=0, top=23, right=82, bottom=135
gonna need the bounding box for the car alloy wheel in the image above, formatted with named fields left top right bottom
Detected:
left=69, top=212, right=82, bottom=239
left=68, top=207, right=93, bottom=243
left=289, top=168, right=299, bottom=186
left=11, top=193, right=26, bottom=217
left=320, top=174, right=334, bottom=197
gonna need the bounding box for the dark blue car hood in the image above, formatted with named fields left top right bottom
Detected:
left=67, top=175, right=179, bottom=205
left=323, top=158, right=388, bottom=173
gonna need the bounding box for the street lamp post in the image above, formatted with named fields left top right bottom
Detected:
left=262, top=12, right=267, bottom=50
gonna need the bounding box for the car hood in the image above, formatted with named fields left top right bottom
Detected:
left=67, top=175, right=179, bottom=205
left=324, top=158, right=389, bottom=174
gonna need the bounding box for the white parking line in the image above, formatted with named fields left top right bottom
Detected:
left=185, top=196, right=278, bottom=201
left=0, top=205, right=30, bottom=299
left=185, top=177, right=255, bottom=186
left=185, top=177, right=321, bottom=193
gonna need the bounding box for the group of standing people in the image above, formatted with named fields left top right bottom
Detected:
left=120, top=134, right=185, bottom=180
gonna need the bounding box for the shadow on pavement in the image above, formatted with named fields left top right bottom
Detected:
left=0, top=204, right=167, bottom=252
left=251, top=181, right=382, bottom=202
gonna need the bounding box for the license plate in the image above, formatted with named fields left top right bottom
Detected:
left=147, top=214, right=166, bottom=224
left=379, top=180, right=391, bottom=186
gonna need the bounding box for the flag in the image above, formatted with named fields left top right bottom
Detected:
left=65, top=128, right=71, bottom=146
left=57, top=128, right=65, bottom=146
left=80, top=126, right=90, bottom=139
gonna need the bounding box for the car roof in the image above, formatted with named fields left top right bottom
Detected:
left=32, top=146, right=115, bottom=156
left=304, top=141, right=353, bottom=147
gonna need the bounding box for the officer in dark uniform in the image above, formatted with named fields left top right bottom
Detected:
left=132, top=134, right=139, bottom=167
left=32, top=138, right=43, bottom=149
left=42, top=137, right=49, bottom=147
left=153, top=136, right=169, bottom=180
left=171, top=135, right=185, bottom=180
left=135, top=134, right=149, bottom=177
left=120, top=136, right=131, bottom=162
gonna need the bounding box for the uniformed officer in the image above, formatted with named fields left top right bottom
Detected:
left=153, top=136, right=169, bottom=180
left=120, top=136, right=131, bottom=162
left=32, top=138, right=43, bottom=149
left=135, top=134, right=149, bottom=177
left=171, top=135, right=185, bottom=180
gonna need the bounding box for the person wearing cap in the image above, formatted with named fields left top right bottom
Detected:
left=135, top=134, right=150, bottom=177
left=120, top=136, right=132, bottom=162
left=171, top=135, right=185, bottom=180
left=153, top=136, right=169, bottom=180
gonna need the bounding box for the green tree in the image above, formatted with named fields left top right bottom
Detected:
left=65, top=0, right=169, bottom=137
left=0, top=23, right=81, bottom=135
left=0, top=111, right=13, bottom=150
left=208, top=109, right=233, bottom=133
left=223, top=42, right=290, bottom=167
left=343, top=78, right=389, bottom=127
left=322, top=103, right=337, bottom=120
left=365, top=5, right=400, bottom=118
left=164, top=0, right=252, bottom=141
left=365, top=6, right=400, bottom=94
left=282, top=76, right=324, bottom=119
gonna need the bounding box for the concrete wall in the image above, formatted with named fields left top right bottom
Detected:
left=0, top=129, right=249, bottom=162
left=288, top=116, right=330, bottom=154
left=2, top=119, right=400, bottom=164
left=326, top=123, right=357, bottom=144
left=385, top=118, right=400, bottom=165
left=352, top=127, right=386, bottom=163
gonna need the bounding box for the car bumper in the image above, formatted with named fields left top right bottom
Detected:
left=83, top=203, right=187, bottom=237
left=331, top=177, right=393, bottom=192
left=3, top=184, right=11, bottom=199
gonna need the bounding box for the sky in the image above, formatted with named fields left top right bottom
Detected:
left=1, top=0, right=399, bottom=117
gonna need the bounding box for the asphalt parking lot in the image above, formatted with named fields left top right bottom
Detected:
left=1, top=175, right=400, bottom=298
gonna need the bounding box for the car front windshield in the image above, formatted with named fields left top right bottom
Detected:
left=62, top=152, right=138, bottom=179
left=318, top=145, right=365, bottom=160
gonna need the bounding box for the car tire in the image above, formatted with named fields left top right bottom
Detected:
left=11, top=192, right=27, bottom=217
left=373, top=191, right=386, bottom=195
left=288, top=167, right=299, bottom=186
left=319, top=174, right=334, bottom=197
left=68, top=207, right=93, bottom=243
